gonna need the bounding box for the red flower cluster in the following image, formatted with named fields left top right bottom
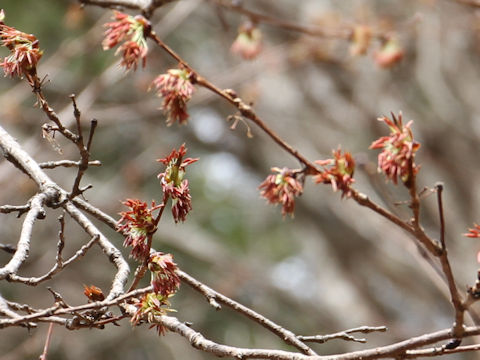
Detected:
left=314, top=149, right=355, bottom=198
left=131, top=292, right=171, bottom=336
left=148, top=252, right=180, bottom=297
left=231, top=23, right=263, bottom=60
left=157, top=144, right=198, bottom=223
left=102, top=11, right=149, bottom=71
left=0, top=13, right=43, bottom=79
left=370, top=112, right=420, bottom=185
left=117, top=199, right=161, bottom=260
left=152, top=68, right=195, bottom=126
left=259, top=167, right=303, bottom=217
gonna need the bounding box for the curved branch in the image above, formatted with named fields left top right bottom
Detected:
left=0, top=193, right=47, bottom=280
left=178, top=270, right=317, bottom=356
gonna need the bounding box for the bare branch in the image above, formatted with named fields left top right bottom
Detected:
left=0, top=204, right=30, bottom=216
left=63, top=202, right=129, bottom=300
left=298, top=326, right=388, bottom=344
left=38, top=160, right=101, bottom=169
left=178, top=270, right=317, bottom=356
left=7, top=235, right=100, bottom=285
left=0, top=193, right=48, bottom=280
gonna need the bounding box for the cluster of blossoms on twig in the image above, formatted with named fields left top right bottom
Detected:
left=152, top=68, right=196, bottom=126
left=0, top=10, right=43, bottom=80
left=102, top=11, right=150, bottom=71
left=259, top=167, right=303, bottom=217
left=314, top=149, right=356, bottom=198
left=117, top=199, right=161, bottom=261
left=131, top=292, right=175, bottom=336
left=369, top=112, right=420, bottom=186
left=117, top=145, right=197, bottom=334
left=157, top=143, right=198, bottom=223
left=148, top=252, right=181, bottom=297
left=131, top=253, right=180, bottom=335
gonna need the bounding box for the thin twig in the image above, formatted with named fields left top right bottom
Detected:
left=404, top=343, right=480, bottom=358
left=39, top=322, right=54, bottom=360
left=0, top=204, right=30, bottom=216
left=148, top=31, right=320, bottom=175
left=0, top=193, right=48, bottom=280
left=298, top=326, right=388, bottom=344
left=39, top=160, right=101, bottom=169
left=7, top=235, right=100, bottom=285
left=435, top=183, right=464, bottom=339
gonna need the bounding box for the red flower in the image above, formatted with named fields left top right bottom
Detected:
left=117, top=199, right=162, bottom=261
left=0, top=22, right=43, bottom=78
left=148, top=252, right=180, bottom=297
left=157, top=144, right=198, bottom=223
left=259, top=167, right=303, bottom=217
left=152, top=68, right=195, bottom=126
left=231, top=23, right=263, bottom=60
left=131, top=292, right=172, bottom=336
left=313, top=149, right=355, bottom=198
left=370, top=112, right=420, bottom=185
left=102, top=11, right=149, bottom=71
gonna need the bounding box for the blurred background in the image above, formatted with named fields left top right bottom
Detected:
left=1, top=0, right=480, bottom=359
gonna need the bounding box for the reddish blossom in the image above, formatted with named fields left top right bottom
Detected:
left=116, top=41, right=147, bottom=71
left=83, top=284, right=105, bottom=302
left=370, top=112, right=420, bottom=185
left=231, top=23, right=263, bottom=60
left=148, top=252, right=180, bottom=296
left=374, top=36, right=404, bottom=68
left=131, top=292, right=172, bottom=336
left=0, top=23, right=43, bottom=78
left=117, top=199, right=162, bottom=261
left=259, top=167, right=303, bottom=217
left=313, top=149, right=355, bottom=198
left=157, top=144, right=198, bottom=223
left=102, top=11, right=149, bottom=71
left=464, top=224, right=480, bottom=263
left=151, top=68, right=195, bottom=126
left=465, top=224, right=480, bottom=239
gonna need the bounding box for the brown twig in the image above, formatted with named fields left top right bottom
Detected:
left=39, top=322, right=54, bottom=360
left=148, top=31, right=320, bottom=175
left=435, top=183, right=464, bottom=339
left=0, top=286, right=152, bottom=329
